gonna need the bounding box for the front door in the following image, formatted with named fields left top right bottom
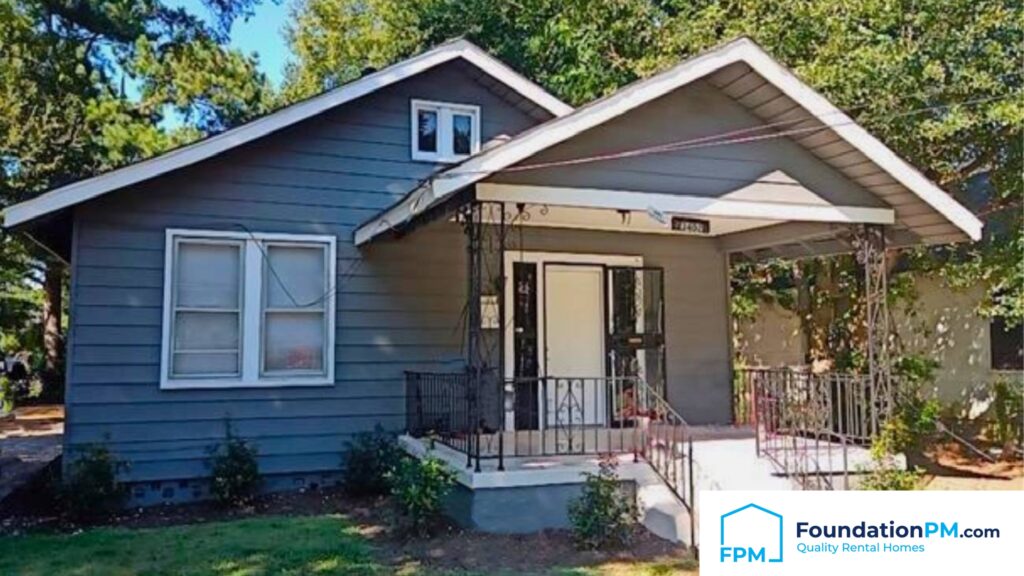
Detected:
left=544, top=264, right=606, bottom=426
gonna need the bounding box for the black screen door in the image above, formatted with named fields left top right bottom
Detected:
left=606, top=267, right=666, bottom=402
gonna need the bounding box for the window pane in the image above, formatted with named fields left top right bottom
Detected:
left=417, top=109, right=438, bottom=152
left=452, top=113, right=472, bottom=155
left=174, top=311, right=239, bottom=351
left=176, top=242, right=241, bottom=308
left=264, top=312, right=325, bottom=372
left=173, top=352, right=239, bottom=376
left=265, top=245, right=326, bottom=308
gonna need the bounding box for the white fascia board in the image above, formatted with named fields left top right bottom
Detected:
left=430, top=37, right=981, bottom=241
left=457, top=43, right=573, bottom=117
left=3, top=39, right=571, bottom=229
left=476, top=183, right=895, bottom=225
left=354, top=185, right=436, bottom=246
left=734, top=43, right=982, bottom=241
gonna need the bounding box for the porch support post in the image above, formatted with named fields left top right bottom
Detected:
left=854, top=223, right=891, bottom=435
left=463, top=202, right=483, bottom=470
left=462, top=199, right=509, bottom=470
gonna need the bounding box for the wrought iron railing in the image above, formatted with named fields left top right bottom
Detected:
left=632, top=376, right=696, bottom=538
left=504, top=375, right=644, bottom=458
left=740, top=367, right=891, bottom=489
left=405, top=371, right=696, bottom=541
left=405, top=370, right=503, bottom=469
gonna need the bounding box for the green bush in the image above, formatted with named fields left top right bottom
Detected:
left=61, top=444, right=129, bottom=521
left=208, top=428, right=261, bottom=507
left=859, top=457, right=923, bottom=491
left=387, top=454, right=455, bottom=535
left=987, top=378, right=1023, bottom=451
left=341, top=426, right=402, bottom=497
left=881, top=354, right=943, bottom=454
left=568, top=457, right=638, bottom=550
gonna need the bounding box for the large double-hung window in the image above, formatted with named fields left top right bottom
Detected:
left=161, top=229, right=336, bottom=389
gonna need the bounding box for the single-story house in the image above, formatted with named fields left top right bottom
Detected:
left=3, top=38, right=982, bottom=515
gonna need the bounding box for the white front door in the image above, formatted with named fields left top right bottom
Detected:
left=544, top=264, right=605, bottom=425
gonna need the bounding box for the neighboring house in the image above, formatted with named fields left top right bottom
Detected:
left=2, top=38, right=983, bottom=510
left=736, top=275, right=1024, bottom=403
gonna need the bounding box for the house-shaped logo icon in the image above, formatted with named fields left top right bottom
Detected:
left=719, top=503, right=784, bottom=563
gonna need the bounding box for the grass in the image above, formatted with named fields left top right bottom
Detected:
left=0, top=515, right=697, bottom=576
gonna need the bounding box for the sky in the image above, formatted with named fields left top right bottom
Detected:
left=173, top=0, right=294, bottom=87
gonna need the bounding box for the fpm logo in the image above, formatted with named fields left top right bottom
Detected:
left=719, top=503, right=783, bottom=563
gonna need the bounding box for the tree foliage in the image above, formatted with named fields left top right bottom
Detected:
left=286, top=0, right=1022, bottom=336
left=0, top=0, right=273, bottom=387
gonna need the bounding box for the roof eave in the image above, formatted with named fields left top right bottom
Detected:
left=381, top=36, right=981, bottom=244
left=2, top=39, right=572, bottom=230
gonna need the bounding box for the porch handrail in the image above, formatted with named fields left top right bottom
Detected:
left=740, top=367, right=892, bottom=489
left=632, top=376, right=696, bottom=543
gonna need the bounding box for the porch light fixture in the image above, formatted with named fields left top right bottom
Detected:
left=646, top=205, right=668, bottom=225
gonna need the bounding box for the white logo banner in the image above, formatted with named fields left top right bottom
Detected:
left=700, top=490, right=1023, bottom=576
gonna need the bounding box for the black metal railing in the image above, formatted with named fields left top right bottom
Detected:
left=740, top=367, right=891, bottom=489
left=504, top=375, right=642, bottom=458
left=405, top=371, right=697, bottom=543
left=405, top=370, right=504, bottom=470
left=632, top=376, right=696, bottom=539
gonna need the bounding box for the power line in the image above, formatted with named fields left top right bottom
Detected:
left=229, top=95, right=1015, bottom=308
left=435, top=94, right=1015, bottom=177
left=231, top=223, right=363, bottom=310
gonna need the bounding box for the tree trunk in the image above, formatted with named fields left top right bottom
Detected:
left=41, top=262, right=63, bottom=395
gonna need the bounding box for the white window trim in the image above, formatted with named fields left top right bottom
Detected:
left=160, top=228, right=337, bottom=390
left=410, top=99, right=481, bottom=163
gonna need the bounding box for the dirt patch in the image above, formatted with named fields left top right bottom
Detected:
left=917, top=440, right=1024, bottom=490
left=360, top=514, right=689, bottom=575
left=0, top=486, right=694, bottom=574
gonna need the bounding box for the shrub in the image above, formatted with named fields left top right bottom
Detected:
left=986, top=378, right=1023, bottom=451
left=859, top=457, right=923, bottom=491
left=387, top=454, right=455, bottom=535
left=568, top=456, right=638, bottom=550
left=341, top=426, right=403, bottom=497
left=208, top=427, right=261, bottom=507
left=879, top=355, right=943, bottom=454
left=61, top=444, right=129, bottom=521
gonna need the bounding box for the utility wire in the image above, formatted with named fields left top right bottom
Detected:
left=228, top=95, right=1016, bottom=308
left=434, top=94, right=1015, bottom=177
left=231, top=223, right=362, bottom=309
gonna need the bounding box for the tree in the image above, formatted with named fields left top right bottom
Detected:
left=0, top=0, right=274, bottom=399
left=285, top=0, right=1023, bottom=354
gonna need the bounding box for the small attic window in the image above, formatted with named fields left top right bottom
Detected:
left=411, top=99, right=480, bottom=162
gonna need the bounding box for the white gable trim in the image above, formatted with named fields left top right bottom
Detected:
left=360, top=37, right=980, bottom=243
left=3, top=39, right=571, bottom=229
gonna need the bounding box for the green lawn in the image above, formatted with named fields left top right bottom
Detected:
left=0, top=515, right=697, bottom=576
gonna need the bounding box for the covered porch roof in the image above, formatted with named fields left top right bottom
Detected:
left=355, top=37, right=981, bottom=258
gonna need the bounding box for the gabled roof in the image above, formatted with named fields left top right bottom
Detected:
left=3, top=39, right=572, bottom=229
left=355, top=37, right=982, bottom=245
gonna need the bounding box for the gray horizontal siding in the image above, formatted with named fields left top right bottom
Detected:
left=67, top=60, right=543, bottom=483
left=492, top=80, right=885, bottom=209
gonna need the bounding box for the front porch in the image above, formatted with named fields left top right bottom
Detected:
left=384, top=187, right=903, bottom=547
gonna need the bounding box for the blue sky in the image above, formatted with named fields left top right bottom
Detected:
left=173, top=0, right=293, bottom=87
